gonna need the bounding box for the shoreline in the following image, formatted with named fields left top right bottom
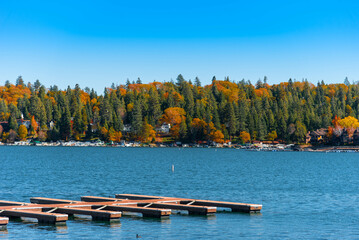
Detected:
left=1, top=141, right=359, bottom=152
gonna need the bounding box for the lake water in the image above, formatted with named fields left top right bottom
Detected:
left=0, top=147, right=359, bottom=239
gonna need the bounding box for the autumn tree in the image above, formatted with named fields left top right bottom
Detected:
left=210, top=130, right=224, bottom=143
left=18, top=125, right=28, bottom=140
left=239, top=131, right=251, bottom=143
left=30, top=116, right=38, bottom=136
left=160, top=107, right=186, bottom=139
left=338, top=116, right=359, bottom=136
left=141, top=121, right=156, bottom=143
left=266, top=130, right=278, bottom=141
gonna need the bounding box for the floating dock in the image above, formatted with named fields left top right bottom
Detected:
left=0, top=193, right=262, bottom=230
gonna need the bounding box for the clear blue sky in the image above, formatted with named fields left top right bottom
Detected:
left=1, top=0, right=359, bottom=92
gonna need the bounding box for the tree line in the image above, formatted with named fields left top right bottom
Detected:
left=0, top=75, right=357, bottom=143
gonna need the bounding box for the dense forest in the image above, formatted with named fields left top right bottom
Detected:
left=0, top=75, right=358, bottom=144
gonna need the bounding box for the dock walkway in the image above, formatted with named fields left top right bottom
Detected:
left=0, top=193, right=262, bottom=231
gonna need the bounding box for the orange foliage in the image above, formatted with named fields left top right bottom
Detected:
left=140, top=122, right=156, bottom=142
left=161, top=107, right=186, bottom=139
left=128, top=84, right=155, bottom=93
left=108, top=127, right=122, bottom=142
left=213, top=80, right=240, bottom=102
left=161, top=107, right=186, bottom=126
left=239, top=131, right=251, bottom=143
left=210, top=130, right=224, bottom=143
left=79, top=91, right=90, bottom=104
left=332, top=115, right=341, bottom=128
left=150, top=82, right=163, bottom=90
left=118, top=88, right=127, bottom=96
left=254, top=88, right=270, bottom=98
left=172, top=91, right=184, bottom=102
left=0, top=85, right=31, bottom=105
left=191, top=118, right=207, bottom=130
left=30, top=116, right=38, bottom=136
left=90, top=98, right=97, bottom=105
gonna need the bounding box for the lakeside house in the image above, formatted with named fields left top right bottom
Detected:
left=123, top=124, right=132, bottom=132
left=156, top=123, right=171, bottom=134
left=307, top=128, right=328, bottom=144
left=307, top=127, right=359, bottom=145
left=353, top=130, right=359, bottom=145
left=0, top=119, right=33, bottom=131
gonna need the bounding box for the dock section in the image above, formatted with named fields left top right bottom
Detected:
left=115, top=193, right=262, bottom=213
left=0, top=193, right=262, bottom=231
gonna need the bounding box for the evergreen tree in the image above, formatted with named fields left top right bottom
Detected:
left=176, top=74, right=185, bottom=86
left=132, top=100, right=143, bottom=136
left=148, top=88, right=162, bottom=126
left=179, top=119, right=188, bottom=141
left=9, top=113, right=18, bottom=130
left=194, top=77, right=201, bottom=87
left=59, top=106, right=72, bottom=141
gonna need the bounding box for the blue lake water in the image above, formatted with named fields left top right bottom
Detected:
left=0, top=147, right=359, bottom=239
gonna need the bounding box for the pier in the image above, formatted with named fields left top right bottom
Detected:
left=0, top=193, right=262, bottom=231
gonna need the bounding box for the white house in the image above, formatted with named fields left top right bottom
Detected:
left=156, top=123, right=171, bottom=133
left=123, top=124, right=132, bottom=132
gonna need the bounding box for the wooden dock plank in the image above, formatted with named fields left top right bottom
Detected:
left=43, top=207, right=122, bottom=221
left=115, top=194, right=164, bottom=200
left=0, top=200, right=29, bottom=206
left=114, top=194, right=262, bottom=213
left=81, top=196, right=180, bottom=204
left=142, top=203, right=217, bottom=215
left=93, top=205, right=171, bottom=218
left=30, top=197, right=78, bottom=204
left=0, top=209, right=68, bottom=224
left=81, top=196, right=124, bottom=202
left=189, top=200, right=262, bottom=213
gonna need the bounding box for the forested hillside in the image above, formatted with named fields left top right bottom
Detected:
left=0, top=75, right=357, bottom=143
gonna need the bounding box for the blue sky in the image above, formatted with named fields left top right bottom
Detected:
left=1, top=0, right=359, bottom=92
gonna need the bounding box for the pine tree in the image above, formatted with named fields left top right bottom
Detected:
left=176, top=74, right=185, bottom=86
left=194, top=77, right=201, bottom=87
left=60, top=106, right=72, bottom=141
left=225, top=102, right=236, bottom=138
left=182, top=83, right=194, bottom=117
left=132, top=100, right=143, bottom=136
left=148, top=88, right=162, bottom=126
left=179, top=118, right=188, bottom=141
left=9, top=113, right=18, bottom=130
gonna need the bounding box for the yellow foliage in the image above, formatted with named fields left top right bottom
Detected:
left=18, top=125, right=28, bottom=140
left=338, top=116, right=359, bottom=129
left=127, top=103, right=134, bottom=112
